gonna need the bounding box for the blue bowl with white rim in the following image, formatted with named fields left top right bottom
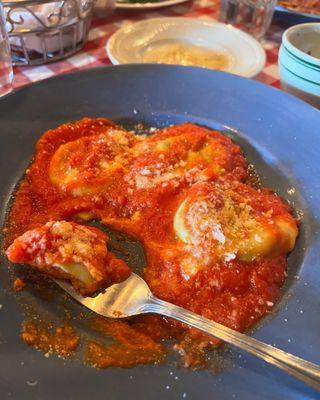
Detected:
left=279, top=23, right=320, bottom=108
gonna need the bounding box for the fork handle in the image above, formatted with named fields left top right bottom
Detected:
left=144, top=295, right=320, bottom=391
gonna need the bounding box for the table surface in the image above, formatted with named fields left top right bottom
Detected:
left=13, top=0, right=284, bottom=90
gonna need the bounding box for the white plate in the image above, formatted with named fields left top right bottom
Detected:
left=107, top=17, right=266, bottom=78
left=116, top=0, right=188, bottom=10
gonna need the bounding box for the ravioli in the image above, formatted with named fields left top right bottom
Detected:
left=6, top=221, right=131, bottom=295
left=125, top=123, right=247, bottom=193
left=174, top=181, right=298, bottom=278
left=49, top=129, right=139, bottom=196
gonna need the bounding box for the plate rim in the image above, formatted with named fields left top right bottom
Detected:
left=3, top=63, right=315, bottom=108
left=275, top=5, right=320, bottom=20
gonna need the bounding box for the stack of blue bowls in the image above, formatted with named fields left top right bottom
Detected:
left=279, top=23, right=320, bottom=108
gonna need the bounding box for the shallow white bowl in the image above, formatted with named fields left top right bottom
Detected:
left=107, top=17, right=266, bottom=78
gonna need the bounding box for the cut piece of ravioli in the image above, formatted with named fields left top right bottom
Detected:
left=125, top=123, right=247, bottom=192
left=6, top=221, right=131, bottom=295
left=174, top=181, right=298, bottom=278
left=49, top=129, right=139, bottom=196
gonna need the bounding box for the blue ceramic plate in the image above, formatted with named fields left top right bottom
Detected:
left=0, top=65, right=319, bottom=400
left=274, top=5, right=320, bottom=24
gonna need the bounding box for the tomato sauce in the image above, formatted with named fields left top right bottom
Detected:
left=21, top=321, right=79, bottom=358
left=4, top=118, right=298, bottom=369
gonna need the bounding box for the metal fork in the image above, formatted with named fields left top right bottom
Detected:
left=55, top=273, right=320, bottom=391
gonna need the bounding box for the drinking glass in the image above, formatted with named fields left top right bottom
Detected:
left=0, top=1, right=13, bottom=96
left=219, top=0, right=277, bottom=39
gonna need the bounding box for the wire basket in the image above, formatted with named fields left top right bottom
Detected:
left=3, top=0, right=96, bottom=65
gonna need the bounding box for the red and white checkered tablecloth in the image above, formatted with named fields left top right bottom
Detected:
left=13, top=0, right=284, bottom=90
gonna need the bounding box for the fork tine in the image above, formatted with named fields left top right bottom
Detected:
left=53, top=273, right=152, bottom=318
left=54, top=278, right=111, bottom=315
left=54, top=279, right=86, bottom=303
